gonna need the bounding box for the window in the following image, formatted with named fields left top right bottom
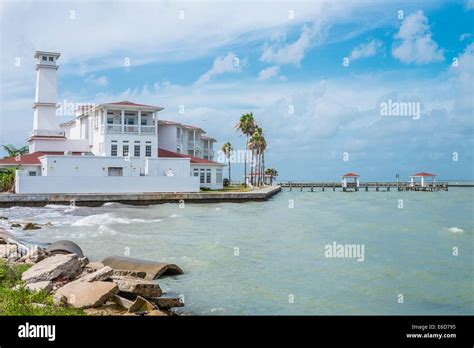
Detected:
left=123, top=144, right=129, bottom=157
left=107, top=117, right=114, bottom=124
left=28, top=171, right=37, bottom=176
left=108, top=167, right=123, bottom=176
left=48, top=57, right=54, bottom=62
left=216, top=169, right=223, bottom=183
left=125, top=117, right=135, bottom=125
left=141, top=118, right=147, bottom=126
left=42, top=56, right=47, bottom=61
left=134, top=145, right=140, bottom=157
left=200, top=171, right=205, bottom=184
left=193, top=169, right=199, bottom=177
left=145, top=145, right=152, bottom=157
left=206, top=169, right=211, bottom=184
left=111, top=144, right=118, bottom=156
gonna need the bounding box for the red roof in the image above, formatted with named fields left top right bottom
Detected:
left=0, top=151, right=81, bottom=166
left=342, top=172, right=360, bottom=177
left=410, top=172, right=437, bottom=177
left=158, top=148, right=223, bottom=165
left=107, top=101, right=161, bottom=108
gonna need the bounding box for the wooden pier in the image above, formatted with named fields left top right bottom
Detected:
left=279, top=182, right=449, bottom=192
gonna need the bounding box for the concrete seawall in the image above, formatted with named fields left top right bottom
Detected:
left=0, top=186, right=281, bottom=207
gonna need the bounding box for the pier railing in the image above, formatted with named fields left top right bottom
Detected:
left=278, top=182, right=449, bottom=192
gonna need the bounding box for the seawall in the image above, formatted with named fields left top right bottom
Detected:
left=0, top=186, right=281, bottom=207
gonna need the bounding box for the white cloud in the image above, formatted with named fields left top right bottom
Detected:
left=258, top=65, right=280, bottom=80
left=349, top=39, right=383, bottom=61
left=459, top=33, right=472, bottom=41
left=197, top=53, right=243, bottom=84
left=86, top=75, right=108, bottom=86
left=466, top=0, right=474, bottom=10
left=392, top=11, right=444, bottom=64
left=260, top=25, right=315, bottom=66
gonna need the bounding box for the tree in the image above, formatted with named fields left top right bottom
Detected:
left=265, top=168, right=278, bottom=185
left=2, top=144, right=28, bottom=158
left=235, top=113, right=255, bottom=186
left=221, top=142, right=233, bottom=184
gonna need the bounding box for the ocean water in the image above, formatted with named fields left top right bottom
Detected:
left=1, top=188, right=473, bottom=315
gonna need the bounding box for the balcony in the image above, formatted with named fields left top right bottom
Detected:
left=203, top=149, right=215, bottom=159
left=107, top=124, right=122, bottom=133
left=141, top=126, right=155, bottom=134
left=188, top=140, right=203, bottom=150
left=105, top=124, right=155, bottom=135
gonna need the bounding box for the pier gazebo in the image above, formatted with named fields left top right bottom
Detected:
left=409, top=172, right=437, bottom=188
left=341, top=172, right=360, bottom=189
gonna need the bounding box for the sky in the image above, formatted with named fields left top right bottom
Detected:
left=0, top=0, right=473, bottom=181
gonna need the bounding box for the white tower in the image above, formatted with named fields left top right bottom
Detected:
left=28, top=51, right=66, bottom=152
left=32, top=51, right=61, bottom=131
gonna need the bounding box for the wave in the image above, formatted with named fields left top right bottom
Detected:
left=447, top=227, right=464, bottom=234
left=70, top=213, right=162, bottom=227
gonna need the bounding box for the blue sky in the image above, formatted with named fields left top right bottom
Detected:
left=0, top=0, right=473, bottom=181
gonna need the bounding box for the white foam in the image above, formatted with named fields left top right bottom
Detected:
left=447, top=227, right=464, bottom=233
left=70, top=213, right=162, bottom=227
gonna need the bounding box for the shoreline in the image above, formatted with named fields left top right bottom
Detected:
left=0, top=186, right=281, bottom=208
left=0, top=227, right=187, bottom=316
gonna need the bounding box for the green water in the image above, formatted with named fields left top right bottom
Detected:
left=1, top=188, right=473, bottom=315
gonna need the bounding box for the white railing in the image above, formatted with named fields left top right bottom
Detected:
left=29, top=129, right=65, bottom=137
left=140, top=126, right=155, bottom=134
left=106, top=124, right=122, bottom=133
left=188, top=141, right=203, bottom=150
left=124, top=125, right=139, bottom=134
left=203, top=149, right=215, bottom=159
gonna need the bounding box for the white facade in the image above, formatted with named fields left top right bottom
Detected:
left=3, top=50, right=225, bottom=193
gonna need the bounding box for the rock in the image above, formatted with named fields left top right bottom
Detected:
left=147, top=309, right=170, bottom=316
left=21, top=254, right=83, bottom=283
left=26, top=281, right=53, bottom=293
left=0, top=216, right=8, bottom=220
left=9, top=223, right=21, bottom=228
left=148, top=296, right=184, bottom=309
left=53, top=281, right=119, bottom=308
left=128, top=296, right=156, bottom=313
left=102, top=256, right=183, bottom=280
left=23, top=222, right=41, bottom=230
left=79, top=257, right=89, bottom=268
left=18, top=246, right=48, bottom=263
left=112, top=269, right=146, bottom=279
left=83, top=302, right=127, bottom=316
left=74, top=266, right=113, bottom=283
left=7, top=251, right=20, bottom=262
left=111, top=276, right=162, bottom=297
left=84, top=261, right=104, bottom=273
left=0, top=244, right=18, bottom=259
left=111, top=295, right=134, bottom=310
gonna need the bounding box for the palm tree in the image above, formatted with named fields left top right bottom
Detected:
left=249, top=127, right=265, bottom=186
left=2, top=144, right=28, bottom=158
left=265, top=168, right=278, bottom=185
left=235, top=113, right=255, bottom=186
left=221, top=142, right=232, bottom=184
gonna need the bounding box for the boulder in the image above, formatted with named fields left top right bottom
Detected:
left=9, top=223, right=21, bottom=228
left=23, top=222, right=41, bottom=230
left=74, top=266, right=113, bottom=283
left=111, top=276, right=162, bottom=297
left=26, top=281, right=53, bottom=293
left=18, top=246, right=48, bottom=263
left=54, top=281, right=119, bottom=308
left=0, top=244, right=18, bottom=259
left=128, top=296, right=156, bottom=313
left=84, top=261, right=105, bottom=273
left=148, top=295, right=184, bottom=309
left=111, top=295, right=134, bottom=310
left=21, top=254, right=83, bottom=283
left=102, top=256, right=183, bottom=280
left=0, top=216, right=8, bottom=220
left=46, top=240, right=84, bottom=258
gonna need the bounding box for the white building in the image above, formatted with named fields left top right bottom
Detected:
left=0, top=50, right=224, bottom=193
